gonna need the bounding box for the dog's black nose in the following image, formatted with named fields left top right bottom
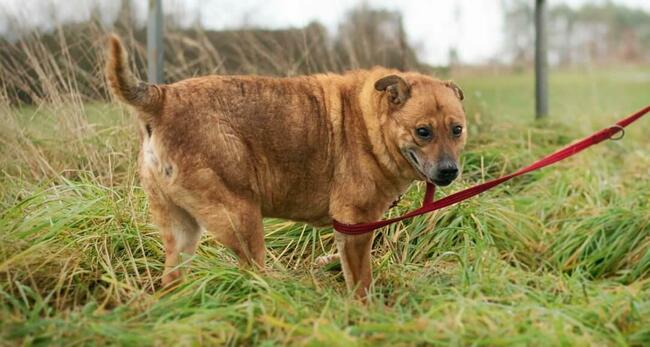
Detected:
left=436, top=161, right=459, bottom=181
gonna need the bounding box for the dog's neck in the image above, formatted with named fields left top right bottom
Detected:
left=333, top=70, right=415, bottom=195
left=358, top=71, right=415, bottom=187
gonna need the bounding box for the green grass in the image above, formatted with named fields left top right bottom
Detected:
left=1, top=68, right=650, bottom=346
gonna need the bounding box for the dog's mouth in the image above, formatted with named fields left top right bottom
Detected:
left=432, top=178, right=453, bottom=186
left=401, top=148, right=431, bottom=183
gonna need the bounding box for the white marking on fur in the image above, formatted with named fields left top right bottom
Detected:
left=143, top=135, right=159, bottom=167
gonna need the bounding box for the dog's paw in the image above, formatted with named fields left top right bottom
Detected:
left=314, top=254, right=339, bottom=267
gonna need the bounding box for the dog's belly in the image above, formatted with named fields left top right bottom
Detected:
left=260, top=192, right=332, bottom=227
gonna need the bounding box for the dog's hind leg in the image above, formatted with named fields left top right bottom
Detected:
left=148, top=193, right=202, bottom=287
left=315, top=254, right=340, bottom=267
left=195, top=199, right=265, bottom=270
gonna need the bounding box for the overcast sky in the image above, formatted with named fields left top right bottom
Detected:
left=1, top=0, right=649, bottom=65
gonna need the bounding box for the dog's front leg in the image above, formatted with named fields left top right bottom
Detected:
left=334, top=231, right=375, bottom=299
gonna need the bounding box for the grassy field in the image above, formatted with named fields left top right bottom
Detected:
left=1, top=67, right=650, bottom=346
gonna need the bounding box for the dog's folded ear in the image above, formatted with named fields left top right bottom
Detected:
left=444, top=81, right=464, bottom=101
left=374, top=75, right=411, bottom=105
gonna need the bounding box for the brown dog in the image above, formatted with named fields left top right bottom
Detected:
left=106, top=35, right=467, bottom=298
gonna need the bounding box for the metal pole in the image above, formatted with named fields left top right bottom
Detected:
left=147, top=0, right=163, bottom=84
left=535, top=0, right=548, bottom=118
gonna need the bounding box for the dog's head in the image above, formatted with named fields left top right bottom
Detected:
left=374, top=73, right=467, bottom=186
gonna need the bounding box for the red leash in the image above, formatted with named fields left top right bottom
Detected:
left=333, top=105, right=650, bottom=235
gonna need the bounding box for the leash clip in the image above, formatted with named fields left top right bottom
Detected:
left=609, top=125, right=625, bottom=141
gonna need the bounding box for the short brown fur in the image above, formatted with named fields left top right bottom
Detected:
left=105, top=35, right=467, bottom=298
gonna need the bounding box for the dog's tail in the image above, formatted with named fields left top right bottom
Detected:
left=105, top=34, right=163, bottom=115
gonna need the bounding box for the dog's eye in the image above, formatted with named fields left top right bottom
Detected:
left=452, top=125, right=463, bottom=137
left=415, top=127, right=432, bottom=140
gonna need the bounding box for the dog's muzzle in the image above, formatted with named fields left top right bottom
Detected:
left=402, top=148, right=459, bottom=186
